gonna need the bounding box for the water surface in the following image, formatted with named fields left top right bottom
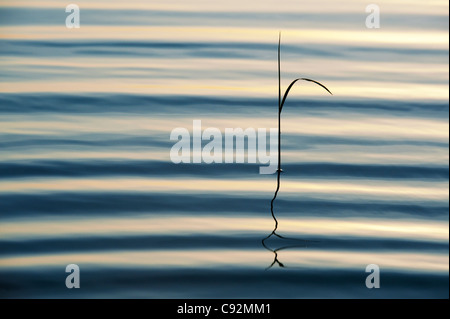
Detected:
left=0, top=0, right=448, bottom=298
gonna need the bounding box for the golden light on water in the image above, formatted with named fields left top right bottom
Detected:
left=0, top=250, right=447, bottom=274
left=1, top=215, right=447, bottom=241
left=0, top=178, right=447, bottom=201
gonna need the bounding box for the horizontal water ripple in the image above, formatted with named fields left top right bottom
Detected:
left=1, top=94, right=448, bottom=118
left=0, top=234, right=447, bottom=257
left=0, top=249, right=447, bottom=277
left=1, top=40, right=448, bottom=64
left=0, top=133, right=448, bottom=155
left=0, top=267, right=447, bottom=298
left=0, top=7, right=447, bottom=30
left=0, top=160, right=447, bottom=180
left=1, top=177, right=447, bottom=201
left=1, top=215, right=447, bottom=242
left=0, top=192, right=447, bottom=219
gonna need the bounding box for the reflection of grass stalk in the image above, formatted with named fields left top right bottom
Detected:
left=270, top=33, right=333, bottom=236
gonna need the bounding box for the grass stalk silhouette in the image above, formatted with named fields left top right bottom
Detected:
left=262, top=33, right=332, bottom=266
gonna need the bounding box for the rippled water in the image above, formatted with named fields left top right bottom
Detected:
left=0, top=0, right=448, bottom=298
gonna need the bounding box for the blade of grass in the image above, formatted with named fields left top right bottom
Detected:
left=280, top=78, right=333, bottom=113
left=264, top=33, right=333, bottom=266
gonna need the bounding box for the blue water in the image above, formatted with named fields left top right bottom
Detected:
left=0, top=1, right=448, bottom=298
